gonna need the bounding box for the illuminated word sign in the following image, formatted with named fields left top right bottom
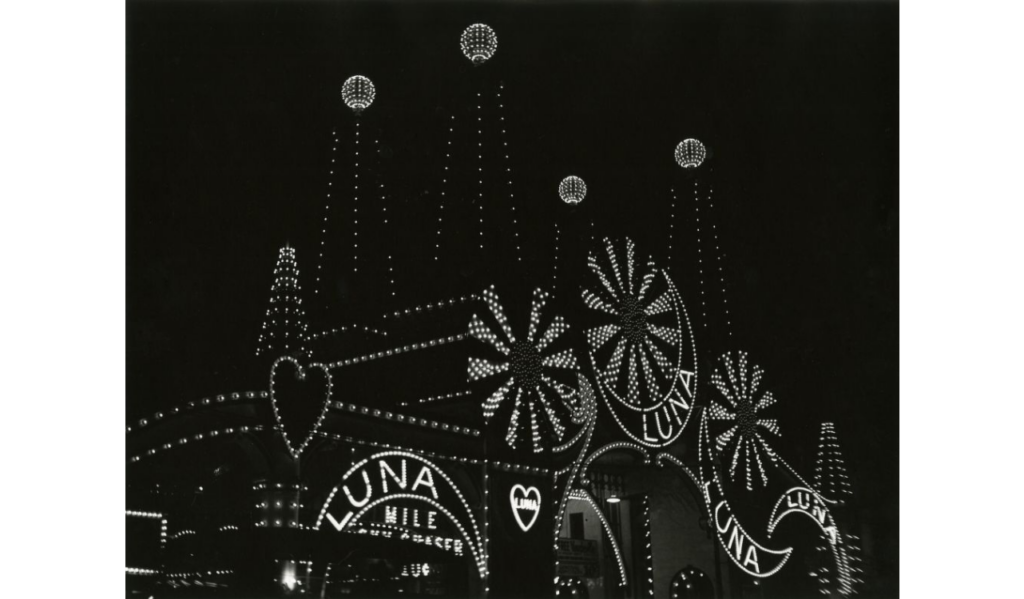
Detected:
left=767, top=487, right=838, bottom=545
left=324, top=455, right=440, bottom=532
left=510, top=484, right=541, bottom=532
left=317, top=451, right=486, bottom=578
left=641, top=370, right=694, bottom=444
left=349, top=525, right=464, bottom=556
left=384, top=505, right=438, bottom=530
left=713, top=499, right=792, bottom=577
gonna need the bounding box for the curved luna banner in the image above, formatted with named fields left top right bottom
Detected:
left=767, top=486, right=839, bottom=544
left=696, top=412, right=794, bottom=578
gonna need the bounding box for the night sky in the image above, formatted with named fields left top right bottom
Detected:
left=127, top=0, right=897, bottom=591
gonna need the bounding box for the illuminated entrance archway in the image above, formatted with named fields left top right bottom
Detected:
left=314, top=451, right=487, bottom=579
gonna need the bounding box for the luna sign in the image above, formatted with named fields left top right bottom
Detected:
left=767, top=487, right=839, bottom=545
left=315, top=451, right=486, bottom=576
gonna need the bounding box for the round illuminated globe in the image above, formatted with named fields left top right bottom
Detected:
left=559, top=176, right=587, bottom=205
left=674, top=138, right=707, bottom=169
left=461, top=24, right=498, bottom=65
left=341, top=75, right=375, bottom=113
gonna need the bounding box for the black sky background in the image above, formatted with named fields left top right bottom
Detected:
left=127, top=0, right=897, bottom=591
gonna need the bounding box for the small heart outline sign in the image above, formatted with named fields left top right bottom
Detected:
left=509, top=484, right=542, bottom=532
left=270, top=355, right=332, bottom=459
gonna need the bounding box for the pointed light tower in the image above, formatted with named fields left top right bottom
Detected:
left=256, top=245, right=310, bottom=359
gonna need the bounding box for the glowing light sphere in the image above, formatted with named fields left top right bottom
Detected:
left=341, top=75, right=376, bottom=113
left=461, top=24, right=498, bottom=65
left=674, top=138, right=707, bottom=169
left=558, top=176, right=587, bottom=205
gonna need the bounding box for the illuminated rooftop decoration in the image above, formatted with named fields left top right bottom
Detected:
left=814, top=422, right=853, bottom=502
left=341, top=75, right=376, bottom=113
left=674, top=138, right=706, bottom=169
left=467, top=286, right=580, bottom=452
left=558, top=176, right=587, bottom=205
left=256, top=245, right=310, bottom=358
left=708, top=351, right=780, bottom=491
left=461, top=24, right=498, bottom=65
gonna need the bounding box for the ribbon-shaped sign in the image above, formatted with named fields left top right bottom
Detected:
left=767, top=487, right=839, bottom=545
left=696, top=412, right=794, bottom=578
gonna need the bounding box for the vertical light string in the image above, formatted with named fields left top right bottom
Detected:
left=706, top=170, right=732, bottom=337
left=553, top=221, right=561, bottom=294
left=668, top=186, right=677, bottom=261
left=694, top=178, right=707, bottom=328
left=436, top=114, right=455, bottom=261
left=477, top=92, right=485, bottom=252
left=315, top=128, right=339, bottom=296
left=644, top=495, right=654, bottom=598
left=495, top=83, right=522, bottom=261
left=376, top=134, right=395, bottom=298
left=353, top=119, right=361, bottom=273
left=483, top=458, right=490, bottom=596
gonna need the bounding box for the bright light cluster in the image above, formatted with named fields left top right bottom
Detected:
left=129, top=390, right=265, bottom=434
left=467, top=286, right=580, bottom=452
left=341, top=75, right=376, bottom=112
left=126, top=510, right=163, bottom=519
left=674, top=138, right=706, bottom=169
left=256, top=245, right=310, bottom=358
left=709, top=351, right=780, bottom=491
left=461, top=24, right=498, bottom=64
left=582, top=238, right=697, bottom=432
left=558, top=176, right=587, bottom=205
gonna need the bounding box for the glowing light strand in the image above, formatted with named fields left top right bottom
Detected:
left=325, top=334, right=467, bottom=369
left=467, top=286, right=580, bottom=452
left=398, top=389, right=473, bottom=407
left=382, top=293, right=482, bottom=321
left=315, top=128, right=339, bottom=294
left=495, top=83, right=522, bottom=261
left=706, top=178, right=733, bottom=336
left=129, top=425, right=268, bottom=463
left=579, top=442, right=652, bottom=485
left=329, top=400, right=481, bottom=437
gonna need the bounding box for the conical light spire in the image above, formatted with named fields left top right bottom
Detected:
left=256, top=245, right=310, bottom=359
left=814, top=422, right=853, bottom=502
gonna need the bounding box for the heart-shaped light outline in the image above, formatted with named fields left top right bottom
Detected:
left=270, top=356, right=332, bottom=460
left=509, top=484, right=542, bottom=532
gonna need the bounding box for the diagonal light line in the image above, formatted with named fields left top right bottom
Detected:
left=505, top=387, right=523, bottom=448
left=537, top=314, right=569, bottom=352
left=482, top=286, right=516, bottom=345
left=467, top=357, right=509, bottom=382
left=586, top=323, right=620, bottom=353
left=542, top=349, right=579, bottom=371
left=648, top=324, right=681, bottom=347
left=637, top=260, right=658, bottom=302
left=482, top=376, right=515, bottom=420
left=527, top=288, right=548, bottom=344
left=644, top=291, right=673, bottom=317
left=469, top=313, right=510, bottom=355
left=581, top=288, right=618, bottom=316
